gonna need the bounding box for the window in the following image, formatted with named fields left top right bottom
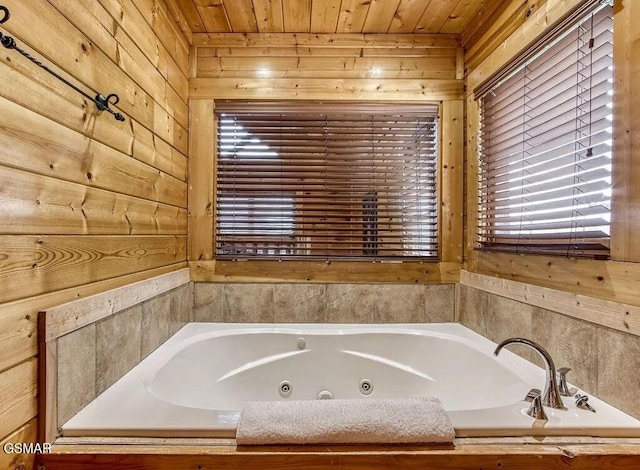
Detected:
left=216, top=102, right=439, bottom=260
left=217, top=195, right=295, bottom=256
left=475, top=2, right=613, bottom=258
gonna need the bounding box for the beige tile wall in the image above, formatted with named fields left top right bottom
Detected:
left=56, top=283, right=192, bottom=426
left=57, top=280, right=639, bottom=428
left=57, top=282, right=452, bottom=427
left=457, top=284, right=640, bottom=419
left=193, top=283, right=456, bottom=324
left=57, top=324, right=96, bottom=426
left=96, top=304, right=142, bottom=395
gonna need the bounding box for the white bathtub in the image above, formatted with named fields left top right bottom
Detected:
left=63, top=323, right=640, bottom=438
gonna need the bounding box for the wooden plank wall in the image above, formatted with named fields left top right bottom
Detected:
left=190, top=33, right=465, bottom=101
left=188, top=33, right=465, bottom=281
left=0, top=0, right=189, bottom=455
left=462, top=0, right=550, bottom=77
left=463, top=0, right=640, bottom=305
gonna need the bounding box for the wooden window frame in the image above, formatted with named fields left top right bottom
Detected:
left=474, top=1, right=613, bottom=259
left=188, top=99, right=464, bottom=283
left=464, top=0, right=640, bottom=305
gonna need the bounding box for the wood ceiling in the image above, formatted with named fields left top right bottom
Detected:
left=172, top=0, right=494, bottom=34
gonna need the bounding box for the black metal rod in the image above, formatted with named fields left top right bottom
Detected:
left=0, top=6, right=125, bottom=121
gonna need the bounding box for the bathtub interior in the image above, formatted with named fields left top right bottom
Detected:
left=146, top=330, right=533, bottom=412
left=61, top=323, right=640, bottom=439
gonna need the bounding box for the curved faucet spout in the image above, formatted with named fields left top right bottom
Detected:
left=494, top=337, right=565, bottom=410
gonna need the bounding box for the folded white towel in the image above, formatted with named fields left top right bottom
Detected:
left=236, top=397, right=455, bottom=445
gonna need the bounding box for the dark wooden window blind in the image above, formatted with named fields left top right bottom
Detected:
left=475, top=2, right=613, bottom=259
left=215, top=102, right=439, bottom=260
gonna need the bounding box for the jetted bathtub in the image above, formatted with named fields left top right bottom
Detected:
left=63, top=323, right=640, bottom=438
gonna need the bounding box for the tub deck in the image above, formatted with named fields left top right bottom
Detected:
left=37, top=437, right=640, bottom=469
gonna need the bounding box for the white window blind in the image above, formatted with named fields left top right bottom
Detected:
left=215, top=102, right=439, bottom=260
left=476, top=2, right=613, bottom=259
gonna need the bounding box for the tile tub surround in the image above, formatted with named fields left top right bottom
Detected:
left=62, top=322, right=640, bottom=440
left=456, top=284, right=640, bottom=420
left=96, top=304, right=143, bottom=395
left=193, top=283, right=456, bottom=324
left=55, top=284, right=192, bottom=428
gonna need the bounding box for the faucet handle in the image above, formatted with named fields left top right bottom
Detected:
left=525, top=388, right=542, bottom=402
left=575, top=394, right=596, bottom=413
left=524, top=389, right=548, bottom=420
left=557, top=367, right=576, bottom=396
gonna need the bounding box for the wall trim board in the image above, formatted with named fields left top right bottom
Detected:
left=189, top=44, right=198, bottom=78
left=35, top=442, right=640, bottom=469
left=41, top=268, right=190, bottom=342
left=464, top=96, right=480, bottom=263
left=440, top=100, right=464, bottom=263
left=195, top=59, right=457, bottom=81
left=192, top=33, right=461, bottom=48
left=190, top=78, right=464, bottom=101
left=187, top=100, right=215, bottom=262
left=460, top=269, right=640, bottom=337
left=38, top=332, right=57, bottom=444
left=470, top=251, right=640, bottom=308
left=190, top=260, right=461, bottom=284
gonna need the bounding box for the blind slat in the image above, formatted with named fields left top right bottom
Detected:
left=216, top=102, right=439, bottom=260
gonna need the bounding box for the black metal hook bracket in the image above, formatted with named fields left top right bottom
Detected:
left=0, top=6, right=125, bottom=121
left=0, top=6, right=10, bottom=24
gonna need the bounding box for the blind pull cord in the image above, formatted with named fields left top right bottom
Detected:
left=0, top=6, right=125, bottom=122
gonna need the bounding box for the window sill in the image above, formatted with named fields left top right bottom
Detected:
left=189, top=260, right=460, bottom=284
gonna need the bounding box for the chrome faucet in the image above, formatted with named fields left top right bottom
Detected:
left=493, top=338, right=566, bottom=410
